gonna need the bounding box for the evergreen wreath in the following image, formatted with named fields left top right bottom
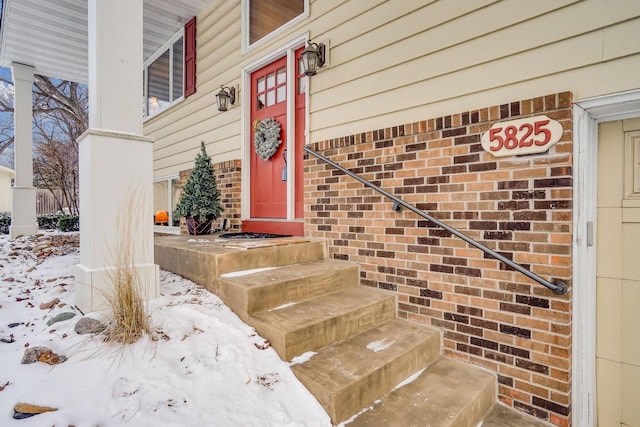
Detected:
left=254, top=117, right=282, bottom=160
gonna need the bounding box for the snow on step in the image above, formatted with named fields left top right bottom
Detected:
left=250, top=287, right=396, bottom=360
left=367, top=338, right=395, bottom=352
left=346, top=358, right=495, bottom=427
left=218, top=258, right=359, bottom=318
left=219, top=266, right=278, bottom=278
left=291, top=318, right=440, bottom=424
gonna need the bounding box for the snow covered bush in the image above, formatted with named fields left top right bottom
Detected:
left=57, top=215, right=79, bottom=232
left=37, top=213, right=60, bottom=230
left=0, top=212, right=9, bottom=234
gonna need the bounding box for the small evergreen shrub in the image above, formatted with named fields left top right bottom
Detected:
left=57, top=215, right=79, bottom=232
left=37, top=213, right=61, bottom=230
left=173, top=142, right=223, bottom=235
left=0, top=212, right=10, bottom=235
left=0, top=212, right=80, bottom=234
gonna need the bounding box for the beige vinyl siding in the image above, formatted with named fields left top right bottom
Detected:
left=312, top=0, right=588, bottom=111
left=308, top=0, right=640, bottom=141
left=0, top=166, right=13, bottom=212
left=146, top=0, right=640, bottom=177
left=147, top=0, right=243, bottom=176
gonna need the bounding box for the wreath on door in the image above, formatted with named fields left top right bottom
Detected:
left=253, top=117, right=282, bottom=160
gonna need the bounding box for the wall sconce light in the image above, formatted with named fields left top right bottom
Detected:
left=216, top=85, right=236, bottom=112
left=301, top=40, right=326, bottom=76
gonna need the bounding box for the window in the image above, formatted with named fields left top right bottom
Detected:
left=153, top=177, right=181, bottom=232
left=256, top=66, right=287, bottom=109
left=244, top=0, right=307, bottom=49
left=172, top=38, right=184, bottom=101
left=144, top=17, right=196, bottom=118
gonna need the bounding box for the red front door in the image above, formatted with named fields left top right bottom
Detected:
left=250, top=56, right=288, bottom=218
left=248, top=48, right=306, bottom=231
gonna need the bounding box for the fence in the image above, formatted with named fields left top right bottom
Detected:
left=36, top=188, right=71, bottom=214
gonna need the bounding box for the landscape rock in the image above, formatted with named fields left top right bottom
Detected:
left=39, top=298, right=61, bottom=310
left=12, top=411, right=35, bottom=419
left=0, top=335, right=15, bottom=344
left=46, top=312, right=76, bottom=326
left=74, top=317, right=107, bottom=335
left=13, top=402, right=58, bottom=419
left=37, top=349, right=67, bottom=365
left=21, top=346, right=67, bottom=365
left=32, top=243, right=51, bottom=253
left=37, top=248, right=54, bottom=258
left=21, top=347, right=49, bottom=364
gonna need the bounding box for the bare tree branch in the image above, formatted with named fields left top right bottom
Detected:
left=0, top=74, right=89, bottom=214
left=0, top=135, right=14, bottom=154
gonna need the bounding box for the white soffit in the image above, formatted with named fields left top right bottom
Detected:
left=0, top=0, right=212, bottom=84
left=0, top=0, right=88, bottom=83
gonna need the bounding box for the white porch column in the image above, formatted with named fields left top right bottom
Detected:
left=9, top=63, right=37, bottom=239
left=75, top=0, right=159, bottom=312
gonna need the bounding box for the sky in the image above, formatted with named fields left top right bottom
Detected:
left=0, top=2, right=20, bottom=167
left=0, top=0, right=7, bottom=166
left=1, top=0, right=10, bottom=167
left=0, top=67, right=12, bottom=168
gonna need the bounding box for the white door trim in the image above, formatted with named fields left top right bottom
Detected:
left=572, top=89, right=640, bottom=427
left=240, top=34, right=308, bottom=221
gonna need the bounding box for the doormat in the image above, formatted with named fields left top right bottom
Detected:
left=219, top=232, right=292, bottom=239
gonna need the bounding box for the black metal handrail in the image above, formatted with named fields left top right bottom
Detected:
left=305, top=145, right=568, bottom=295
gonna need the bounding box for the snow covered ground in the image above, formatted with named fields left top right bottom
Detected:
left=0, top=231, right=332, bottom=427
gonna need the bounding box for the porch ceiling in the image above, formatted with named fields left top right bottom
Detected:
left=0, top=0, right=212, bottom=84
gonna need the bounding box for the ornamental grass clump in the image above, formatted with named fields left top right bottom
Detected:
left=102, top=187, right=151, bottom=345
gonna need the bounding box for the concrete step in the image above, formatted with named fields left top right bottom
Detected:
left=345, top=357, right=495, bottom=427
left=215, top=238, right=327, bottom=275
left=154, top=236, right=326, bottom=293
left=218, top=259, right=359, bottom=322
left=250, top=287, right=396, bottom=360
left=481, top=403, right=553, bottom=427
left=291, top=318, right=441, bottom=424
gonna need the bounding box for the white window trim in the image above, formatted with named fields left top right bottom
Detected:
left=153, top=174, right=181, bottom=235
left=143, top=28, right=185, bottom=120
left=572, top=89, right=640, bottom=427
left=241, top=0, right=309, bottom=53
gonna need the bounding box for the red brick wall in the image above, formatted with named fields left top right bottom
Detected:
left=304, top=92, right=573, bottom=426
left=178, top=159, right=242, bottom=234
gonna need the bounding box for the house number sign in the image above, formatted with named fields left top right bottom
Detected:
left=481, top=115, right=563, bottom=157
